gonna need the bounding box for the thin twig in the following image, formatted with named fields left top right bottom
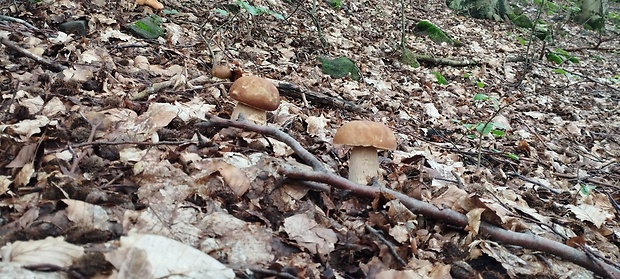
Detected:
left=365, top=224, right=407, bottom=267
left=197, top=115, right=327, bottom=172
left=580, top=244, right=620, bottom=279
left=0, top=15, right=39, bottom=30
left=0, top=36, right=66, bottom=72
left=451, top=170, right=463, bottom=188
left=247, top=268, right=297, bottom=279
left=70, top=123, right=99, bottom=173
left=70, top=140, right=188, bottom=149
left=553, top=172, right=619, bottom=189
left=277, top=166, right=620, bottom=278
left=505, top=172, right=561, bottom=194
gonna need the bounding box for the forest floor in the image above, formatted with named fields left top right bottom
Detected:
left=0, top=0, right=619, bottom=278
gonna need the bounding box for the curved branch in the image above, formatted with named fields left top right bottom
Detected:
left=278, top=166, right=620, bottom=279
left=197, top=115, right=327, bottom=172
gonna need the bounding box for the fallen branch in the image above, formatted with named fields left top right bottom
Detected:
left=554, top=172, right=619, bottom=188
left=267, top=78, right=362, bottom=112
left=0, top=15, right=39, bottom=30
left=197, top=115, right=327, bottom=172
left=70, top=140, right=188, bottom=148
left=199, top=113, right=620, bottom=277
left=0, top=36, right=66, bottom=72
left=278, top=166, right=620, bottom=278
left=365, top=224, right=407, bottom=267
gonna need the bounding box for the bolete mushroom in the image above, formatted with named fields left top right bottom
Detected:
left=333, top=120, right=397, bottom=185
left=212, top=65, right=232, bottom=79
left=135, top=0, right=164, bottom=10
left=229, top=76, right=280, bottom=125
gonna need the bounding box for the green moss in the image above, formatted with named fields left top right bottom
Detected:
left=415, top=20, right=454, bottom=44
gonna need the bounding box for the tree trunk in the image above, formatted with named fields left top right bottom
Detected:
left=445, top=0, right=509, bottom=20
left=577, top=0, right=608, bottom=29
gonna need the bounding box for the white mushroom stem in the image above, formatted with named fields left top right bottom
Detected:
left=231, top=103, right=266, bottom=125
left=348, top=146, right=379, bottom=185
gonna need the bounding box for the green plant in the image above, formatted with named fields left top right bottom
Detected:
left=432, top=71, right=448, bottom=85
left=505, top=153, right=520, bottom=161
left=455, top=93, right=511, bottom=167
left=608, top=11, right=620, bottom=29
left=473, top=93, right=499, bottom=110
left=546, top=48, right=579, bottom=64
left=217, top=0, right=284, bottom=20
left=326, top=0, right=342, bottom=9
left=415, top=20, right=455, bottom=44
left=534, top=0, right=560, bottom=13
left=578, top=183, right=596, bottom=196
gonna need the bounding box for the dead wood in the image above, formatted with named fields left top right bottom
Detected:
left=278, top=167, right=620, bottom=279
left=199, top=115, right=620, bottom=278
left=0, top=36, right=66, bottom=72
left=267, top=79, right=363, bottom=112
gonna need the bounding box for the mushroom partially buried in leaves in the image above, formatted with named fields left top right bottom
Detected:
left=229, top=76, right=280, bottom=125
left=333, top=121, right=397, bottom=185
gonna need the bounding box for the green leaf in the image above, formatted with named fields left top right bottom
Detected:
left=466, top=134, right=477, bottom=139
left=163, top=9, right=178, bottom=15
left=128, top=15, right=165, bottom=39
left=462, top=123, right=475, bottom=129
left=578, top=183, right=596, bottom=196
left=326, top=0, right=342, bottom=8
left=476, top=122, right=495, bottom=135
left=489, top=96, right=500, bottom=111
left=432, top=71, right=448, bottom=85
left=238, top=0, right=260, bottom=15
left=546, top=52, right=563, bottom=64
left=490, top=129, right=505, bottom=137
left=505, top=153, right=519, bottom=160
left=318, top=57, right=360, bottom=81
left=473, top=93, right=489, bottom=101
left=555, top=48, right=570, bottom=56
left=214, top=8, right=229, bottom=16
left=476, top=81, right=485, bottom=88
left=552, top=68, right=567, bottom=75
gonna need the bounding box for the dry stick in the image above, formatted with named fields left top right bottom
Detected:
left=70, top=140, right=187, bottom=149
left=268, top=78, right=362, bottom=112
left=554, top=172, right=619, bottom=189
left=0, top=15, right=39, bottom=30
left=0, top=36, right=66, bottom=72
left=365, top=224, right=407, bottom=267
left=505, top=172, right=561, bottom=194
left=580, top=244, right=620, bottom=279
left=69, top=123, right=100, bottom=174
left=247, top=268, right=297, bottom=279
left=198, top=115, right=327, bottom=172
left=607, top=192, right=620, bottom=214
left=278, top=167, right=620, bottom=278
left=204, top=114, right=620, bottom=276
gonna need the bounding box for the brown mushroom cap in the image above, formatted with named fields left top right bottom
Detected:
left=212, top=65, right=232, bottom=79
left=333, top=121, right=397, bottom=150
left=229, top=76, right=280, bottom=111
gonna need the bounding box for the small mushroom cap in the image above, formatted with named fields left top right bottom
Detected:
left=333, top=120, right=397, bottom=150
left=229, top=76, right=280, bottom=111
left=212, top=65, right=232, bottom=79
